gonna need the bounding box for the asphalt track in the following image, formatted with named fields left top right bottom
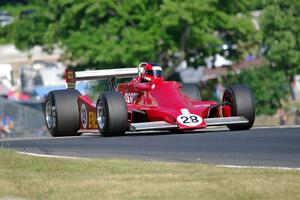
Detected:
left=1, top=127, right=300, bottom=168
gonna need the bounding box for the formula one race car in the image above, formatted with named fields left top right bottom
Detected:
left=44, top=62, right=255, bottom=137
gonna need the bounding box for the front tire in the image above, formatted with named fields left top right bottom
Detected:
left=96, top=91, right=128, bottom=137
left=45, top=89, right=81, bottom=137
left=222, top=85, right=255, bottom=130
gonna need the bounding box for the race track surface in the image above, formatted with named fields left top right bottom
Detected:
left=1, top=127, right=300, bottom=168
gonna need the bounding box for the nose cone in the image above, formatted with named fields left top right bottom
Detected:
left=176, top=108, right=208, bottom=130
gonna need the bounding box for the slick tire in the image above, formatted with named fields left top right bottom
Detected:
left=96, top=91, right=128, bottom=137
left=45, top=89, right=81, bottom=137
left=181, top=83, right=201, bottom=100
left=222, top=84, right=255, bottom=130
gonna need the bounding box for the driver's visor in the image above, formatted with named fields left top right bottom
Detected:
left=154, top=70, right=163, bottom=77
left=147, top=66, right=163, bottom=77
left=147, top=70, right=162, bottom=77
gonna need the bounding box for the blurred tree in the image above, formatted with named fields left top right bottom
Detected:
left=159, top=0, right=259, bottom=76
left=0, top=0, right=26, bottom=6
left=10, top=9, right=51, bottom=49
left=0, top=0, right=49, bottom=46
left=0, top=25, right=11, bottom=44
left=261, top=0, right=300, bottom=76
left=222, top=65, right=289, bottom=115
left=3, top=0, right=259, bottom=73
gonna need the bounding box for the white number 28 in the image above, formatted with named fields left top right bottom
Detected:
left=177, top=114, right=203, bottom=127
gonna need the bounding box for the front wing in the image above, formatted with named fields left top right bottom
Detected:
left=129, top=116, right=249, bottom=131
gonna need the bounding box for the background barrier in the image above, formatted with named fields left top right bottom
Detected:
left=0, top=97, right=48, bottom=137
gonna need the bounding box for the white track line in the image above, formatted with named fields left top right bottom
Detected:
left=253, top=125, right=300, bottom=129
left=17, top=151, right=300, bottom=171
left=217, top=164, right=300, bottom=171
left=17, top=151, right=88, bottom=160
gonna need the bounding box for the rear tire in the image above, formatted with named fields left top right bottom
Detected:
left=96, top=91, right=128, bottom=137
left=222, top=85, right=255, bottom=130
left=181, top=83, right=201, bottom=100
left=45, top=89, right=81, bottom=137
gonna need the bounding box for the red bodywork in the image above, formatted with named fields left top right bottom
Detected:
left=77, top=77, right=232, bottom=131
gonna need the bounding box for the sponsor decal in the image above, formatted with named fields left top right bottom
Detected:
left=81, top=104, right=88, bottom=129
left=66, top=70, right=76, bottom=89
left=124, top=92, right=138, bottom=103
left=88, top=111, right=97, bottom=129
left=177, top=108, right=203, bottom=127
left=67, top=71, right=74, bottom=80
left=67, top=82, right=76, bottom=89
left=81, top=104, right=97, bottom=129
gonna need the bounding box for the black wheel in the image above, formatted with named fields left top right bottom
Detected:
left=45, top=89, right=81, bottom=137
left=222, top=84, right=255, bottom=130
left=96, top=91, right=128, bottom=137
left=180, top=83, right=201, bottom=100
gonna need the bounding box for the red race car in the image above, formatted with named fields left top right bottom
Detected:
left=44, top=62, right=255, bottom=137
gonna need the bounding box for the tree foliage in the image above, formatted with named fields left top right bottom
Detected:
left=0, top=1, right=49, bottom=47
left=2, top=0, right=259, bottom=70
left=222, top=65, right=289, bottom=115
left=3, top=0, right=296, bottom=115
left=261, top=0, right=300, bottom=76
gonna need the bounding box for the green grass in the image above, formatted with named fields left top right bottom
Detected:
left=0, top=149, right=300, bottom=200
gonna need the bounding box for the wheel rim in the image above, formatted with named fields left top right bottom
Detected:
left=96, top=100, right=106, bottom=130
left=45, top=100, right=56, bottom=129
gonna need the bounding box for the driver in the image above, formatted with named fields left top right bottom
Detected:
left=127, top=62, right=163, bottom=92
left=140, top=62, right=163, bottom=83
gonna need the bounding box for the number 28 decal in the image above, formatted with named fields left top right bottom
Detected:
left=177, top=114, right=203, bottom=127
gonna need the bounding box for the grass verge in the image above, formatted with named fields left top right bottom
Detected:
left=0, top=149, right=300, bottom=200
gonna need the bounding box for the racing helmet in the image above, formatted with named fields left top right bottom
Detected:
left=140, top=62, right=163, bottom=82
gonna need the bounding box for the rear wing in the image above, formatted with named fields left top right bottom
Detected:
left=65, top=68, right=139, bottom=89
